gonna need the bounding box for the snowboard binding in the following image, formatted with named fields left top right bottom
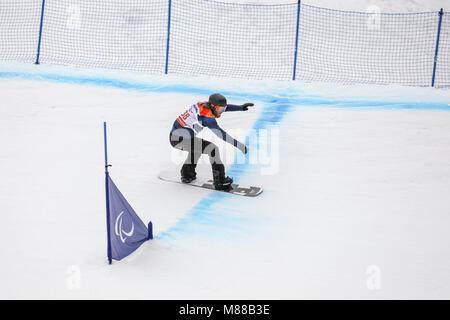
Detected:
left=180, top=163, right=197, bottom=183
left=212, top=163, right=233, bottom=191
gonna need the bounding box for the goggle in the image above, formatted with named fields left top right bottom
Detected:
left=211, top=104, right=227, bottom=113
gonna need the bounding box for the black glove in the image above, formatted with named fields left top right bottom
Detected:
left=237, top=143, right=248, bottom=154
left=241, top=103, right=254, bottom=111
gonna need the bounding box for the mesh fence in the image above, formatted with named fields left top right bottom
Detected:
left=39, top=0, right=168, bottom=73
left=0, top=0, right=448, bottom=87
left=0, top=0, right=42, bottom=63
left=296, top=5, right=438, bottom=86
left=169, top=0, right=297, bottom=80
left=434, top=13, right=450, bottom=88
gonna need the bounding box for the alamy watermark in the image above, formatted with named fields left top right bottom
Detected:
left=66, top=265, right=81, bottom=290
left=366, top=265, right=382, bottom=290
left=366, top=5, right=381, bottom=31
left=170, top=126, right=280, bottom=176
left=66, top=5, right=81, bottom=30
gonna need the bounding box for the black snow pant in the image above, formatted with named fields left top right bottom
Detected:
left=169, top=132, right=225, bottom=180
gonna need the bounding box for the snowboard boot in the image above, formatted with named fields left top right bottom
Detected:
left=212, top=163, right=233, bottom=191
left=180, top=163, right=197, bottom=183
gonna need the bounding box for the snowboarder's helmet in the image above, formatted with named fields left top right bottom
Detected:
left=209, top=93, right=227, bottom=107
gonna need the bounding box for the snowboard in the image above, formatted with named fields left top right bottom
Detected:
left=158, top=170, right=263, bottom=197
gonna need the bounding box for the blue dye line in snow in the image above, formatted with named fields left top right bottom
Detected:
left=0, top=70, right=450, bottom=111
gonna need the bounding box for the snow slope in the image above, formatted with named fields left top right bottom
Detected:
left=0, top=63, right=450, bottom=299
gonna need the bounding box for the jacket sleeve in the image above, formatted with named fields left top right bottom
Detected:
left=224, top=104, right=244, bottom=112
left=203, top=117, right=244, bottom=148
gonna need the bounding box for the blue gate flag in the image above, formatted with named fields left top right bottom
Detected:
left=107, top=175, right=153, bottom=262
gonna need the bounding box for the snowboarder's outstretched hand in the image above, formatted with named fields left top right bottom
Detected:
left=237, top=143, right=248, bottom=154
left=241, top=103, right=254, bottom=111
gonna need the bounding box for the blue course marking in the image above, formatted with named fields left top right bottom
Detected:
left=1, top=69, right=450, bottom=241
left=1, top=70, right=450, bottom=110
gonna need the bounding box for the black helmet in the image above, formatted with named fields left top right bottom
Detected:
left=209, top=93, right=227, bottom=107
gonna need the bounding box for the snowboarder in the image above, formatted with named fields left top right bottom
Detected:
left=169, top=93, right=254, bottom=190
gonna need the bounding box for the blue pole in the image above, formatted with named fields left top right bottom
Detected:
left=35, top=0, right=46, bottom=65
left=147, top=222, right=153, bottom=240
left=292, top=0, right=301, bottom=80
left=432, top=8, right=444, bottom=87
left=104, top=122, right=112, bottom=264
left=165, top=0, right=172, bottom=74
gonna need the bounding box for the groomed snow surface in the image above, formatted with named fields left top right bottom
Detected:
left=0, top=64, right=450, bottom=299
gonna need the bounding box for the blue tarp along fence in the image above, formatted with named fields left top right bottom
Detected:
left=0, top=0, right=448, bottom=87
